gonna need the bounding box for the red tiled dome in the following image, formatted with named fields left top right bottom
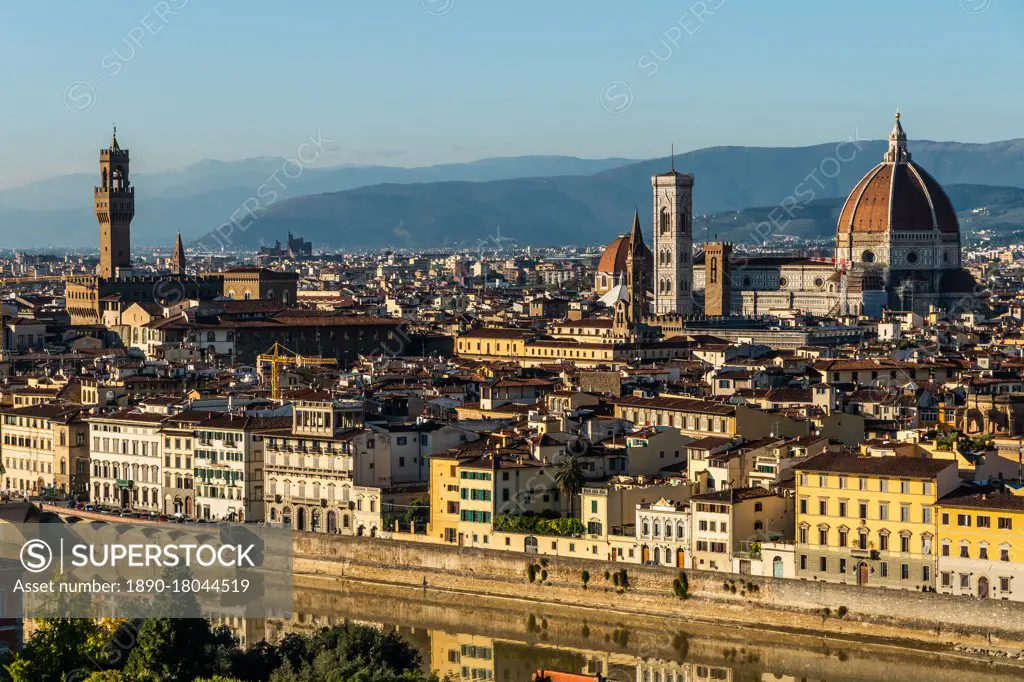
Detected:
left=596, top=233, right=651, bottom=274
left=837, top=113, right=959, bottom=236
left=837, top=162, right=959, bottom=235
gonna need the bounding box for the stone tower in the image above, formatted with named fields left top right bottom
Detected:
left=95, top=126, right=134, bottom=279
left=625, top=209, right=647, bottom=324
left=171, top=232, right=186, bottom=276
left=703, top=242, right=733, bottom=316
left=651, top=168, right=694, bottom=315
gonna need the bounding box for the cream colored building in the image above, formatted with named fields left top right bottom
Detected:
left=88, top=410, right=166, bottom=511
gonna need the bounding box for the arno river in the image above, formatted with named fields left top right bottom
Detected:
left=220, top=579, right=1015, bottom=682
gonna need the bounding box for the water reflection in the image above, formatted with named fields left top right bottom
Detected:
left=215, top=581, right=1004, bottom=682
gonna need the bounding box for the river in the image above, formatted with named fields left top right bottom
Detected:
left=219, top=578, right=1016, bottom=682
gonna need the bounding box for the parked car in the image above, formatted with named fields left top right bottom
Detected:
left=84, top=505, right=96, bottom=512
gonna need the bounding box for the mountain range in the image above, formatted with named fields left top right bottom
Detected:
left=4, top=139, right=1024, bottom=251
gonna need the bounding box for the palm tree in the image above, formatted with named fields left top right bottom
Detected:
left=552, top=454, right=586, bottom=520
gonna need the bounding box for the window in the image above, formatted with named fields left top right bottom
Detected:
left=591, top=500, right=598, bottom=513
left=838, top=501, right=847, bottom=517
left=799, top=526, right=808, bottom=544
left=859, top=477, right=867, bottom=491
left=880, top=562, right=888, bottom=578
left=799, top=498, right=808, bottom=514
left=397, top=436, right=408, bottom=446
left=818, top=500, right=827, bottom=515
left=839, top=558, right=847, bottom=574
left=819, top=557, right=827, bottom=572
left=879, top=479, right=888, bottom=493
left=819, top=475, right=826, bottom=488
left=900, top=480, right=910, bottom=494
left=998, top=517, right=1012, bottom=530
left=838, top=529, right=848, bottom=547
left=942, top=512, right=950, bottom=525
left=980, top=545, right=989, bottom=560
left=819, top=529, right=828, bottom=545
left=941, top=542, right=950, bottom=557
left=960, top=574, right=970, bottom=590
left=977, top=515, right=991, bottom=528
left=941, top=572, right=951, bottom=588
left=879, top=503, right=888, bottom=521
left=960, top=543, right=970, bottom=559
left=858, top=502, right=868, bottom=519
left=1001, top=577, right=1011, bottom=592
left=879, top=533, right=889, bottom=551
left=1002, top=546, right=1011, bottom=562
left=800, top=555, right=807, bottom=570
left=900, top=505, right=910, bottom=523
left=922, top=506, right=932, bottom=524
left=922, top=565, right=931, bottom=582
left=900, top=564, right=909, bottom=580
left=900, top=535, right=910, bottom=553
left=957, top=514, right=972, bottom=527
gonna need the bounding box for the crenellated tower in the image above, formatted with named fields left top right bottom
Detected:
left=95, top=126, right=134, bottom=278
left=652, top=167, right=694, bottom=315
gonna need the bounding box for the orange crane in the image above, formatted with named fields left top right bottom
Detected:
left=257, top=343, right=337, bottom=400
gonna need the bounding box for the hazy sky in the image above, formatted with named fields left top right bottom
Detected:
left=1, top=0, right=1020, bottom=189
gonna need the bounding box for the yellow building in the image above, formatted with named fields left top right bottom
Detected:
left=611, top=395, right=809, bottom=440
left=936, top=485, right=1024, bottom=600
left=793, top=452, right=959, bottom=590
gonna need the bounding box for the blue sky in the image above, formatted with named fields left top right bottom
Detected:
left=0, top=0, right=1020, bottom=189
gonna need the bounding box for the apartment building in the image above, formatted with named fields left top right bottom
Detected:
left=936, top=485, right=1024, bottom=600
left=88, top=410, right=166, bottom=511
left=158, top=410, right=209, bottom=517
left=193, top=414, right=283, bottom=522
left=366, top=420, right=478, bottom=486
left=263, top=399, right=383, bottom=536
left=690, top=487, right=792, bottom=573
left=794, top=453, right=959, bottom=589
left=611, top=396, right=809, bottom=441
left=1, top=403, right=87, bottom=496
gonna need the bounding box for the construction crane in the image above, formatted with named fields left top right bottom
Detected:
left=257, top=343, right=337, bottom=401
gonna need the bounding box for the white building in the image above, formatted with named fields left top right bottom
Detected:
left=635, top=498, right=691, bottom=568
left=88, top=410, right=166, bottom=511
left=264, top=399, right=384, bottom=536
left=193, top=414, right=281, bottom=522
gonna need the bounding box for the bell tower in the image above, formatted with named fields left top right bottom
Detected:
left=96, top=125, right=134, bottom=279
left=652, top=166, right=694, bottom=315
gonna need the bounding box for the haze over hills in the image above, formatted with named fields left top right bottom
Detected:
left=193, top=138, right=1024, bottom=251
left=5, top=139, right=1024, bottom=251
left=0, top=155, right=636, bottom=248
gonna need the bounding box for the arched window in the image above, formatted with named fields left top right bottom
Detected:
left=206, top=331, right=216, bottom=342
left=710, top=256, right=718, bottom=284
left=266, top=289, right=275, bottom=301
left=660, top=207, right=670, bottom=234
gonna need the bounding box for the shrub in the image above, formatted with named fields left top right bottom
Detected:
left=612, top=572, right=621, bottom=587
left=672, top=572, right=690, bottom=599
left=730, top=585, right=737, bottom=594
left=581, top=569, right=590, bottom=588
left=527, top=564, right=537, bottom=583
left=723, top=581, right=730, bottom=591
left=617, top=569, right=630, bottom=589
left=822, top=607, right=832, bottom=622
left=604, top=570, right=611, bottom=581
left=837, top=605, right=848, bottom=619
left=541, top=569, right=548, bottom=582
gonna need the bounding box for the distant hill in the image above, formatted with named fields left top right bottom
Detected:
left=0, top=155, right=636, bottom=249
left=191, top=138, right=1024, bottom=251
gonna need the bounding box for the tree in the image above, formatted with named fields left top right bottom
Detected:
left=270, top=622, right=425, bottom=682
left=552, top=454, right=586, bottom=520
left=6, top=619, right=112, bottom=682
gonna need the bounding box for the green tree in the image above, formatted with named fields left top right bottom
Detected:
left=271, top=622, right=425, bottom=682
left=552, top=454, right=585, bottom=520
left=6, top=619, right=111, bottom=682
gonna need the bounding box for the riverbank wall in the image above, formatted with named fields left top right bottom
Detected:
left=293, top=533, right=1024, bottom=653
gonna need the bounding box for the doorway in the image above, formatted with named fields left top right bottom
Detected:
left=857, top=562, right=869, bottom=586
left=978, top=576, right=989, bottom=598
